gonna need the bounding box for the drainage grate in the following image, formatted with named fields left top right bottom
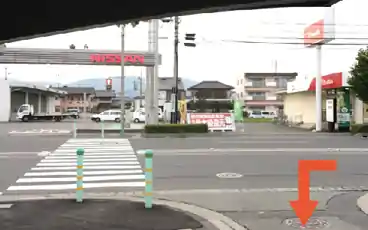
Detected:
left=284, top=218, right=329, bottom=229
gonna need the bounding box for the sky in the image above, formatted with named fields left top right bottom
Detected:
left=2, top=0, right=368, bottom=86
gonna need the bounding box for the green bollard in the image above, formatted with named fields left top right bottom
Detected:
left=76, top=148, right=84, bottom=203
left=144, top=150, right=153, bottom=208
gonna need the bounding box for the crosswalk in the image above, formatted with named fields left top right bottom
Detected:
left=6, top=138, right=145, bottom=193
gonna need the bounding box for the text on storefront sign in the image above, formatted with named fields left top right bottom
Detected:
left=90, top=54, right=145, bottom=64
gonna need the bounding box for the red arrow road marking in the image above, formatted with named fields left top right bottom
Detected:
left=289, top=160, right=337, bottom=225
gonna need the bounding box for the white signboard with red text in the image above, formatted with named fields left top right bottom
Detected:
left=187, top=113, right=236, bottom=132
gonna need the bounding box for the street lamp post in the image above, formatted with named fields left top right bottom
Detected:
left=120, top=24, right=126, bottom=136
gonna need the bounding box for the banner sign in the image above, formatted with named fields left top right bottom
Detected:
left=187, top=113, right=235, bottom=131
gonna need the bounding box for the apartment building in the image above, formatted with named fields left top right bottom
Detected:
left=236, top=72, right=297, bottom=112
left=52, top=86, right=95, bottom=112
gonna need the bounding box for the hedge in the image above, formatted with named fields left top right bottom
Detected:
left=351, top=124, right=368, bottom=134
left=144, top=124, right=208, bottom=133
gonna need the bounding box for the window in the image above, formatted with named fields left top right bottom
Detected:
left=251, top=111, right=262, bottom=115
left=111, top=111, right=121, bottom=115
left=261, top=112, right=270, bottom=115
left=237, top=80, right=239, bottom=85
left=102, top=111, right=110, bottom=115
left=240, top=92, right=243, bottom=97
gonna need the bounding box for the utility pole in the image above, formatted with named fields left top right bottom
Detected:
left=139, top=69, right=143, bottom=108
left=173, top=16, right=179, bottom=124
left=120, top=24, right=126, bottom=136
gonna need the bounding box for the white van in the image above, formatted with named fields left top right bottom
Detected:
left=133, top=108, right=163, bottom=123
left=91, top=110, right=122, bottom=122
left=248, top=111, right=276, bottom=119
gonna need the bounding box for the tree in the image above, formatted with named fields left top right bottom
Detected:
left=69, top=44, right=76, bottom=49
left=349, top=47, right=368, bottom=102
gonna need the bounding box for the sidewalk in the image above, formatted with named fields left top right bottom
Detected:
left=0, top=199, right=202, bottom=230
left=0, top=193, right=247, bottom=230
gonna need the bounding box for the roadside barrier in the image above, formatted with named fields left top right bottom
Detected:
left=144, top=150, right=154, bottom=208
left=76, top=148, right=85, bottom=203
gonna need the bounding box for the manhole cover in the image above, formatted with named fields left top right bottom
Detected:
left=216, top=172, right=243, bottom=178
left=284, top=218, right=329, bottom=229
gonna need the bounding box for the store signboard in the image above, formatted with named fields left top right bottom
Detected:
left=326, top=99, right=335, bottom=122
left=187, top=113, right=235, bottom=132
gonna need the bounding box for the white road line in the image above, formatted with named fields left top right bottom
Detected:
left=24, top=170, right=143, bottom=176
left=7, top=181, right=145, bottom=191
left=31, top=165, right=141, bottom=170
left=0, top=204, right=13, bottom=208
left=0, top=152, right=40, bottom=155
left=45, top=155, right=137, bottom=159
left=61, top=144, right=132, bottom=147
left=54, top=149, right=134, bottom=152
left=17, top=174, right=145, bottom=183
left=219, top=140, right=308, bottom=144
left=66, top=139, right=130, bottom=143
left=50, top=152, right=135, bottom=156
left=37, top=161, right=139, bottom=166
left=54, top=148, right=134, bottom=152
left=41, top=158, right=138, bottom=163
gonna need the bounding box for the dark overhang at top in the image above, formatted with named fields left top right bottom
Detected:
left=2, top=0, right=341, bottom=43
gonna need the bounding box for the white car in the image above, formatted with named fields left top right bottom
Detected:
left=91, top=110, right=123, bottom=123
left=248, top=111, right=277, bottom=119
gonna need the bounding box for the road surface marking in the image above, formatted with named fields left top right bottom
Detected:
left=219, top=140, right=308, bottom=144
left=41, top=158, right=138, bottom=162
left=24, top=170, right=143, bottom=176
left=31, top=165, right=141, bottom=170
left=36, top=161, right=139, bottom=166
left=55, top=148, right=134, bottom=152
left=0, top=204, right=13, bottom=208
left=45, top=155, right=136, bottom=159
left=7, top=182, right=145, bottom=191
left=6, top=138, right=144, bottom=193
left=17, top=174, right=145, bottom=183
left=50, top=152, right=135, bottom=156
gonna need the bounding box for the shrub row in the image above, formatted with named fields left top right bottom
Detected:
left=144, top=124, right=208, bottom=133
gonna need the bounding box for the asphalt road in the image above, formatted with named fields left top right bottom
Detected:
left=1, top=123, right=368, bottom=229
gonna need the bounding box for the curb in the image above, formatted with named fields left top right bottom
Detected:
left=0, top=193, right=248, bottom=230
left=357, top=192, right=368, bottom=214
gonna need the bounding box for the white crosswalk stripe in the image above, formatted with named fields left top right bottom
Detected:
left=6, top=138, right=145, bottom=192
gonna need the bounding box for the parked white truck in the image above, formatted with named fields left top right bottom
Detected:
left=16, top=104, right=68, bottom=122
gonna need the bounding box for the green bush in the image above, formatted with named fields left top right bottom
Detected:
left=350, top=124, right=368, bottom=134
left=144, top=124, right=208, bottom=133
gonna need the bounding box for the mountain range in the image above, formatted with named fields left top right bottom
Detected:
left=67, top=76, right=199, bottom=98
left=10, top=77, right=199, bottom=98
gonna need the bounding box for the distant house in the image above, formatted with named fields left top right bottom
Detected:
left=91, top=90, right=116, bottom=113
left=132, top=77, right=186, bottom=110
left=187, top=80, right=234, bottom=100
left=52, top=86, right=95, bottom=112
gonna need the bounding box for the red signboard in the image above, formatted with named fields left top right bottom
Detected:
left=90, top=54, right=145, bottom=64
left=304, top=19, right=325, bottom=46
left=188, top=113, right=233, bottom=130
left=308, top=72, right=343, bottom=91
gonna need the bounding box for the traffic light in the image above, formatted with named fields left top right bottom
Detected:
left=184, top=33, right=196, bottom=47
left=106, top=78, right=112, bottom=90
